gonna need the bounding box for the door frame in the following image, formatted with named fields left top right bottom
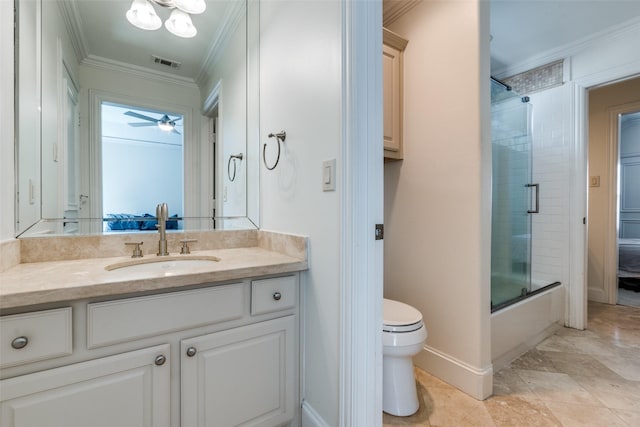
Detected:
left=570, top=70, right=640, bottom=329
left=340, top=0, right=384, bottom=424
left=605, top=101, right=640, bottom=304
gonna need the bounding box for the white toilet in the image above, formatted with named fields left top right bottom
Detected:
left=382, top=298, right=427, bottom=416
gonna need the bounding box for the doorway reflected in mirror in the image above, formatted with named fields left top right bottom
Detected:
left=101, top=102, right=184, bottom=232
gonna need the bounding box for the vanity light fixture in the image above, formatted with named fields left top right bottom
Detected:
left=126, top=0, right=206, bottom=38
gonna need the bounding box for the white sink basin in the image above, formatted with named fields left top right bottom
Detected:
left=105, top=255, right=220, bottom=277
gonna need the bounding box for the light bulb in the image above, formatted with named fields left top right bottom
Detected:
left=126, top=0, right=161, bottom=31
left=158, top=121, right=174, bottom=131
left=164, top=9, right=197, bottom=38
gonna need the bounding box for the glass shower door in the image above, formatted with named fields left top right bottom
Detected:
left=490, top=80, right=533, bottom=310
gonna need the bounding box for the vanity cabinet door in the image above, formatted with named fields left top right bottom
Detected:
left=383, top=28, right=408, bottom=160
left=181, top=316, right=296, bottom=427
left=0, top=344, right=170, bottom=427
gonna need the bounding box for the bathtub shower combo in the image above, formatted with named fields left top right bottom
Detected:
left=490, top=78, right=561, bottom=312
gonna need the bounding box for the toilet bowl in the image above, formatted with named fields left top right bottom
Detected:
left=382, top=298, right=427, bottom=417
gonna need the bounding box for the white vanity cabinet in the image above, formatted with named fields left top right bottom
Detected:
left=181, top=316, right=295, bottom=427
left=0, top=274, right=300, bottom=427
left=0, top=344, right=171, bottom=427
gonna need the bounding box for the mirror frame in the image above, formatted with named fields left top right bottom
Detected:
left=14, top=0, right=260, bottom=237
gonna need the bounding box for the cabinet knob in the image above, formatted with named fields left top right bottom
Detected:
left=154, top=355, right=167, bottom=366
left=186, top=347, right=197, bottom=357
left=11, top=336, right=29, bottom=350
left=273, top=291, right=282, bottom=301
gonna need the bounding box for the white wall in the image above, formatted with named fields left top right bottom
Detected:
left=0, top=0, right=15, bottom=242
left=259, top=0, right=342, bottom=423
left=385, top=0, right=493, bottom=399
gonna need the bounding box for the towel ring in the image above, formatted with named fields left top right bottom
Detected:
left=263, top=131, right=286, bottom=170
left=227, top=153, right=244, bottom=182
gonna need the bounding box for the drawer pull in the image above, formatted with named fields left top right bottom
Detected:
left=154, top=355, right=167, bottom=366
left=273, top=292, right=282, bottom=301
left=11, top=336, right=29, bottom=350
left=186, top=347, right=197, bottom=357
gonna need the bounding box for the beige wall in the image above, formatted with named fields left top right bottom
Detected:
left=385, top=0, right=493, bottom=399
left=587, top=77, right=640, bottom=302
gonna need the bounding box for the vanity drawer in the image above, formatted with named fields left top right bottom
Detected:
left=0, top=307, right=72, bottom=368
left=87, top=284, right=245, bottom=348
left=251, top=276, right=297, bottom=316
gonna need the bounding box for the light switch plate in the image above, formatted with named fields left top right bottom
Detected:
left=323, top=159, right=336, bottom=191
left=590, top=176, right=600, bottom=187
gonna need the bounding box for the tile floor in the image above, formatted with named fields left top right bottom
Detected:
left=383, top=301, right=640, bottom=426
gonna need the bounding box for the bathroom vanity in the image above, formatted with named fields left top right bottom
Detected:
left=0, top=231, right=307, bottom=427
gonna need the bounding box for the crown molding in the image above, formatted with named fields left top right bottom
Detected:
left=57, top=0, right=89, bottom=63
left=82, top=55, right=199, bottom=89
left=492, top=16, right=640, bottom=79
left=195, top=0, right=246, bottom=88
left=383, top=0, right=422, bottom=27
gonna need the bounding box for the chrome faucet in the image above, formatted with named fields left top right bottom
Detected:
left=156, top=202, right=169, bottom=256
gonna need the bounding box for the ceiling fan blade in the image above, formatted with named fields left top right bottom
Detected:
left=128, top=122, right=157, bottom=127
left=124, top=111, right=159, bottom=122
left=171, top=128, right=182, bottom=135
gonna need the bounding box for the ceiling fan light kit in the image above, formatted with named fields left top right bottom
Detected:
left=126, top=0, right=205, bottom=38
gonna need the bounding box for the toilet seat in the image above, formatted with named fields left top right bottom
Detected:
left=383, top=298, right=424, bottom=333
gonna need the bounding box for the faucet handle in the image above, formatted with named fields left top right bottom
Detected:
left=125, top=242, right=144, bottom=258
left=180, top=239, right=197, bottom=255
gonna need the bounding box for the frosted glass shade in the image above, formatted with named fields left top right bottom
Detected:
left=174, top=0, right=206, bottom=15
left=126, top=0, right=162, bottom=31
left=164, top=9, right=197, bottom=38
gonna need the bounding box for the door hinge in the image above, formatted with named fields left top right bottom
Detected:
left=375, top=224, right=384, bottom=240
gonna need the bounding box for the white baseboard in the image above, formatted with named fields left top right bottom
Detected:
left=588, top=287, right=606, bottom=303
left=414, top=346, right=493, bottom=400
left=301, top=400, right=330, bottom=427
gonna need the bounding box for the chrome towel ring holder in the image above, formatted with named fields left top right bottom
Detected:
left=227, top=153, right=244, bottom=182
left=263, top=131, right=286, bottom=170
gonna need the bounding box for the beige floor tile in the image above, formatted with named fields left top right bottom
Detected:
left=611, top=408, right=640, bottom=426
left=542, top=350, right=621, bottom=381
left=514, top=370, right=602, bottom=406
left=424, top=385, right=495, bottom=427
left=492, top=368, right=537, bottom=400
left=483, top=395, right=562, bottom=427
left=543, top=402, right=629, bottom=427
left=572, top=374, right=640, bottom=412
left=509, top=349, right=558, bottom=373
left=398, top=303, right=640, bottom=426
left=535, top=335, right=580, bottom=353
left=591, top=352, right=640, bottom=381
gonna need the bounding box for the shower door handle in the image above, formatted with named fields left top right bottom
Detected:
left=527, top=183, right=539, bottom=214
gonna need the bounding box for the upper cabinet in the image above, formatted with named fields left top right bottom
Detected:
left=383, top=28, right=408, bottom=160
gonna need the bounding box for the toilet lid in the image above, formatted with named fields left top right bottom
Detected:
left=383, top=298, right=423, bottom=333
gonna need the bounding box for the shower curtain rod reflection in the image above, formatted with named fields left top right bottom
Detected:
left=491, top=76, right=512, bottom=91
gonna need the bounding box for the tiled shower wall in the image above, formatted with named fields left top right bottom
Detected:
left=529, top=84, right=572, bottom=290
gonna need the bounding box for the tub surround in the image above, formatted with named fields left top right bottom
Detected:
left=0, top=230, right=308, bottom=310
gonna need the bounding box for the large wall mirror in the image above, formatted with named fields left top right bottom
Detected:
left=15, top=0, right=259, bottom=237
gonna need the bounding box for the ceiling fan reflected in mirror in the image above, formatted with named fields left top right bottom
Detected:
left=124, top=110, right=183, bottom=134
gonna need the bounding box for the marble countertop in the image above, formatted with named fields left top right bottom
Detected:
left=0, top=247, right=308, bottom=310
